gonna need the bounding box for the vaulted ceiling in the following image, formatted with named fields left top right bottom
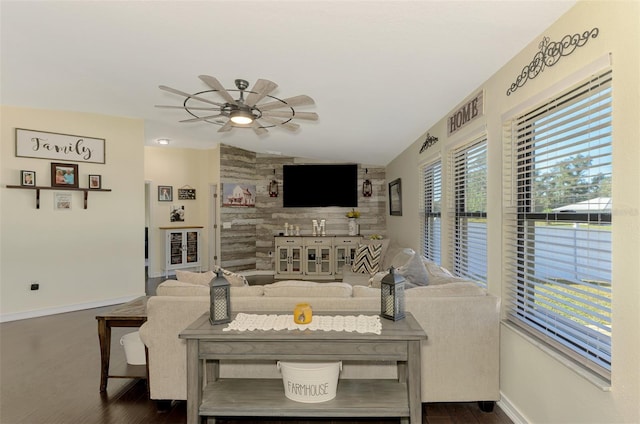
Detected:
left=1, top=1, right=576, bottom=165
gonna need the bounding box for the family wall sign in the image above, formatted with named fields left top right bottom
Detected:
left=15, top=128, right=105, bottom=164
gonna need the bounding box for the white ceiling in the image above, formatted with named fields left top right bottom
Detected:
left=1, top=0, right=576, bottom=166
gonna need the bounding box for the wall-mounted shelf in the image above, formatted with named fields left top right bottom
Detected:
left=6, top=185, right=112, bottom=209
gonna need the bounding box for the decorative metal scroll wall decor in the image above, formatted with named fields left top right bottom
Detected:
left=419, top=133, right=439, bottom=154
left=506, top=27, right=599, bottom=96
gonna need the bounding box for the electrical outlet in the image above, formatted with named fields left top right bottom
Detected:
left=30, top=282, right=39, bottom=291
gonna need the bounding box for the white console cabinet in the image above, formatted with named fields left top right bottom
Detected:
left=161, top=226, right=203, bottom=277
left=274, top=236, right=361, bottom=280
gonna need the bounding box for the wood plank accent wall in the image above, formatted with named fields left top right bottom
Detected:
left=220, top=144, right=386, bottom=272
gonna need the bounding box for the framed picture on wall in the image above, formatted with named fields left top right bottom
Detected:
left=21, top=170, right=36, bottom=187
left=389, top=178, right=402, bottom=216
left=51, top=162, right=79, bottom=188
left=158, top=185, right=173, bottom=201
left=88, top=174, right=102, bottom=189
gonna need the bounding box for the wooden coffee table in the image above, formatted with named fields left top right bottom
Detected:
left=96, top=296, right=148, bottom=392
left=179, top=311, right=427, bottom=424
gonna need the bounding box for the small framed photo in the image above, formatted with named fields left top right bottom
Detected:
left=54, top=192, right=72, bottom=210
left=51, top=162, right=79, bottom=188
left=158, top=185, right=173, bottom=201
left=88, top=175, right=102, bottom=189
left=21, top=170, right=36, bottom=187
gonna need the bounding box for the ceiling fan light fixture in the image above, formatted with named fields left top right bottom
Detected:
left=229, top=109, right=254, bottom=125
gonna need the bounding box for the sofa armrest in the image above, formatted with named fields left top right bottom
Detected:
left=407, top=291, right=501, bottom=402
left=139, top=296, right=209, bottom=400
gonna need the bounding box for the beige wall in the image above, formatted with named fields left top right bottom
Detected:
left=144, top=145, right=219, bottom=278
left=387, top=1, right=639, bottom=422
left=1, top=106, right=145, bottom=320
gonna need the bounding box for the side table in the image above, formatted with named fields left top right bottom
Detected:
left=95, top=296, right=148, bottom=392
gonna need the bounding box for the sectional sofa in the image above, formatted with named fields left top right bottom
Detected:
left=139, top=245, right=501, bottom=410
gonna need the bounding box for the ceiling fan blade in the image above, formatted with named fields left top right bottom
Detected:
left=179, top=114, right=224, bottom=123
left=159, top=85, right=225, bottom=107
left=198, top=75, right=237, bottom=105
left=244, top=79, right=278, bottom=107
left=262, top=111, right=318, bottom=121
left=257, top=95, right=315, bottom=111
left=250, top=121, right=268, bottom=136
left=155, top=105, right=220, bottom=111
left=218, top=120, right=234, bottom=132
left=260, top=116, right=300, bottom=131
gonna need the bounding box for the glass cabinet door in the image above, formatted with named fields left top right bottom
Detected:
left=170, top=232, right=184, bottom=265
left=291, top=246, right=302, bottom=273
left=306, top=247, right=318, bottom=273
left=320, top=246, right=332, bottom=273
left=185, top=231, right=199, bottom=264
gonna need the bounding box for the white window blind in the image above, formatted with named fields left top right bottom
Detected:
left=420, top=160, right=441, bottom=263
left=503, top=69, right=612, bottom=378
left=449, top=138, right=487, bottom=287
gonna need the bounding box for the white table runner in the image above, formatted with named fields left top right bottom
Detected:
left=223, top=313, right=382, bottom=335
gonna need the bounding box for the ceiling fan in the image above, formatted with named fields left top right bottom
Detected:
left=156, top=76, right=318, bottom=135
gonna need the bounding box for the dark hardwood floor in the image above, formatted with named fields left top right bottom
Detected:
left=0, top=297, right=512, bottom=424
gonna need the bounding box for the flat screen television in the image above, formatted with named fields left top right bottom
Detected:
left=283, top=164, right=358, bottom=208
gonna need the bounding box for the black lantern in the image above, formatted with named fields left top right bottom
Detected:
left=268, top=169, right=279, bottom=197
left=362, top=168, right=373, bottom=197
left=209, top=269, right=231, bottom=325
left=380, top=267, right=405, bottom=321
left=363, top=179, right=373, bottom=197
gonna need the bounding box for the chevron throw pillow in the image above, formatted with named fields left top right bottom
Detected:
left=351, top=243, right=383, bottom=274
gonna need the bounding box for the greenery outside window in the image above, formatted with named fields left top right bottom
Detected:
left=450, top=138, right=488, bottom=287
left=503, top=69, right=612, bottom=378
left=420, top=160, right=442, bottom=263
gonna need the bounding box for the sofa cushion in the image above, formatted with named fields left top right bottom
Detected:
left=397, top=252, right=429, bottom=288
left=406, top=281, right=486, bottom=297
left=353, top=285, right=380, bottom=298
left=175, top=270, right=215, bottom=286
left=213, top=266, right=249, bottom=287
left=422, top=259, right=465, bottom=286
left=157, top=279, right=210, bottom=296
left=263, top=280, right=352, bottom=298
left=351, top=243, right=383, bottom=274
left=361, top=238, right=390, bottom=265
left=231, top=285, right=264, bottom=297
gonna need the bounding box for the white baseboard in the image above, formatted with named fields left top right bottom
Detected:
left=498, top=392, right=529, bottom=424
left=0, top=295, right=143, bottom=323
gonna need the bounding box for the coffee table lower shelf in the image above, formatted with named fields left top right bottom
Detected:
left=200, top=378, right=409, bottom=418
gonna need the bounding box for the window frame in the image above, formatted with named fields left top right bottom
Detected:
left=503, top=69, right=613, bottom=380
left=420, top=159, right=442, bottom=263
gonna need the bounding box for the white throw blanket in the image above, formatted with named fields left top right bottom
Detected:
left=223, top=313, right=382, bottom=335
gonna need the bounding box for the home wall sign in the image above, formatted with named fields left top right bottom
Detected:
left=16, top=128, right=106, bottom=164
left=447, top=91, right=484, bottom=137
left=506, top=27, right=599, bottom=96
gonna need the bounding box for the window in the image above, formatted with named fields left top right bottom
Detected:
left=420, top=160, right=441, bottom=263
left=503, top=70, right=612, bottom=378
left=450, top=138, right=488, bottom=287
